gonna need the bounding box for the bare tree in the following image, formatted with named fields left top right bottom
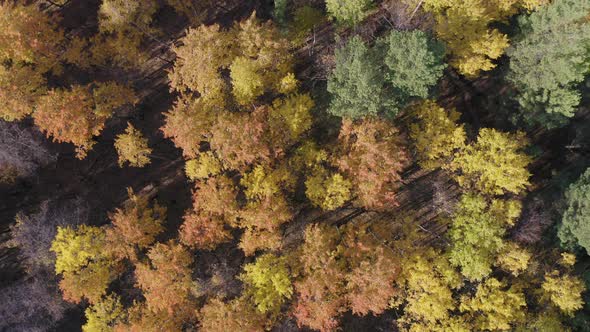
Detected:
left=0, top=121, right=56, bottom=181
left=7, top=198, right=88, bottom=273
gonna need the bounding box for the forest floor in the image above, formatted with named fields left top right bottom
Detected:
left=1, top=0, right=589, bottom=331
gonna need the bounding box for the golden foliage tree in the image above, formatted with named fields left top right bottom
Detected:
left=421, top=0, right=546, bottom=77
left=305, top=167, right=352, bottom=211
left=51, top=225, right=115, bottom=304
left=460, top=278, right=527, bottom=330
left=448, top=128, right=532, bottom=195
left=409, top=100, right=466, bottom=170
left=114, top=123, right=152, bottom=168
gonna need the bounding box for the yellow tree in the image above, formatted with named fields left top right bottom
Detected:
left=184, top=151, right=223, bottom=181
left=459, top=278, right=527, bottom=330
left=305, top=167, right=352, bottom=211
left=394, top=249, right=464, bottom=331
left=51, top=225, right=115, bottom=304
left=421, top=0, right=547, bottom=77
left=409, top=100, right=466, bottom=170
left=114, top=123, right=152, bottom=168
left=448, top=128, right=532, bottom=195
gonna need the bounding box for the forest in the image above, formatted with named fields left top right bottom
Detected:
left=0, top=0, right=589, bottom=331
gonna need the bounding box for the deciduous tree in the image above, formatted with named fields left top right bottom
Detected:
left=51, top=225, right=115, bottom=303
left=334, top=118, right=408, bottom=210
left=198, top=297, right=267, bottom=332
left=82, top=294, right=125, bottom=332
left=460, top=278, right=527, bottom=330
left=448, top=128, right=531, bottom=195
left=114, top=123, right=152, bottom=168
left=0, top=64, right=45, bottom=121
left=240, top=254, right=293, bottom=314
left=105, top=188, right=165, bottom=261
left=0, top=3, right=64, bottom=71
left=409, top=100, right=466, bottom=170
left=179, top=176, right=238, bottom=250
left=305, top=167, right=351, bottom=211
left=447, top=195, right=522, bottom=280
left=161, top=96, right=214, bottom=159
left=185, top=151, right=223, bottom=181
left=34, top=83, right=136, bottom=159
left=134, top=241, right=194, bottom=314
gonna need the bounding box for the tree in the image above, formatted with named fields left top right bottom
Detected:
left=230, top=56, right=265, bottom=105
left=198, top=297, right=267, bottom=332
left=165, top=0, right=212, bottom=25
left=334, top=118, right=408, bottom=210
left=460, top=278, right=527, bottom=331
left=114, top=123, right=152, bottom=168
left=233, top=12, right=293, bottom=99
left=51, top=225, right=115, bottom=303
left=542, top=271, right=585, bottom=316
left=179, top=176, right=238, bottom=250
left=422, top=0, right=546, bottom=77
left=394, top=249, right=463, bottom=331
left=113, top=301, right=187, bottom=332
left=558, top=168, right=590, bottom=253
left=380, top=30, right=446, bottom=100
left=448, top=128, right=532, bottom=195
left=8, top=199, right=86, bottom=273
left=169, top=13, right=292, bottom=106
left=34, top=83, right=136, bottom=159
left=495, top=242, right=531, bottom=277
left=325, top=0, right=373, bottom=26
left=305, top=167, right=352, bottom=211
left=293, top=223, right=346, bottom=331
left=134, top=241, right=194, bottom=314
left=409, top=100, right=466, bottom=170
left=105, top=188, right=165, bottom=261
left=327, top=36, right=385, bottom=119
left=269, top=93, right=314, bottom=147
left=0, top=64, right=45, bottom=121
left=82, top=294, right=125, bottom=332
left=169, top=23, right=234, bottom=106
left=209, top=107, right=272, bottom=170
left=98, top=0, right=157, bottom=34
left=185, top=151, right=223, bottom=181
left=161, top=96, right=215, bottom=159
left=0, top=3, right=64, bottom=72
left=240, top=254, right=293, bottom=314
left=507, top=0, right=590, bottom=128
left=293, top=222, right=400, bottom=330
left=340, top=222, right=399, bottom=316
left=447, top=195, right=522, bottom=280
